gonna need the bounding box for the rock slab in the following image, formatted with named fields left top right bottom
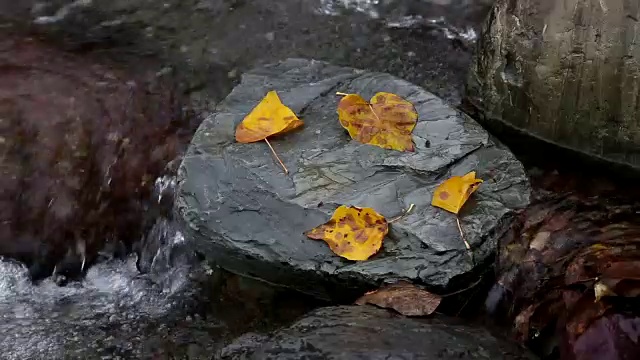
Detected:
left=176, top=58, right=530, bottom=300
left=215, top=305, right=536, bottom=360
left=465, top=0, right=640, bottom=169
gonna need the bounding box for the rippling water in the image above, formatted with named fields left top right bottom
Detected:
left=317, top=0, right=484, bottom=45
left=0, top=1, right=495, bottom=358
left=0, top=174, right=217, bottom=359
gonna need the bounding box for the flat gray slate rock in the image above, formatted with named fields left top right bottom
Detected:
left=176, top=58, right=530, bottom=300
left=215, top=306, right=536, bottom=360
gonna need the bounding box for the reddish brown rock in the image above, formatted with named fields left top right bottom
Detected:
left=488, top=169, right=640, bottom=359
left=0, top=35, right=199, bottom=279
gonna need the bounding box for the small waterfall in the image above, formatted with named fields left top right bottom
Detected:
left=0, top=173, right=211, bottom=359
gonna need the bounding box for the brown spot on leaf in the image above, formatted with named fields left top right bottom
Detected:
left=344, top=214, right=358, bottom=228
left=354, top=229, right=368, bottom=244
left=337, top=92, right=417, bottom=152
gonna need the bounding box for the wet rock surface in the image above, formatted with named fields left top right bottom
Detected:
left=216, top=305, right=536, bottom=359
left=176, top=58, right=531, bottom=301
left=486, top=170, right=640, bottom=359
left=465, top=0, right=640, bottom=170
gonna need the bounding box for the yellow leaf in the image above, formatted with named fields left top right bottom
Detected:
left=431, top=171, right=483, bottom=214
left=337, top=92, right=418, bottom=152
left=235, top=90, right=303, bottom=143
left=305, top=205, right=388, bottom=261
left=589, top=243, right=610, bottom=251
left=594, top=280, right=616, bottom=302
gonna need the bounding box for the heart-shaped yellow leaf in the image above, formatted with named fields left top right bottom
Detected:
left=337, top=92, right=418, bottom=152
left=305, top=205, right=388, bottom=261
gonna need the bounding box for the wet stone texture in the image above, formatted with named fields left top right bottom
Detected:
left=176, top=58, right=531, bottom=301
left=215, top=305, right=537, bottom=360
left=486, top=170, right=640, bottom=359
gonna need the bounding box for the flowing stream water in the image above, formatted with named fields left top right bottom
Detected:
left=0, top=1, right=500, bottom=358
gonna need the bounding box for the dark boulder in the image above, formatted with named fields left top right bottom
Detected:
left=465, top=0, right=640, bottom=170
left=176, top=58, right=531, bottom=301
left=0, top=35, right=198, bottom=279
left=215, top=305, right=536, bottom=360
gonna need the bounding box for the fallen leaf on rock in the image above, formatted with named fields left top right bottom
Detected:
left=596, top=260, right=640, bottom=299
left=594, top=280, right=616, bottom=302
left=337, top=92, right=417, bottom=152
left=431, top=171, right=483, bottom=263
left=431, top=171, right=483, bottom=214
left=305, top=205, right=388, bottom=261
left=235, top=90, right=303, bottom=143
left=235, top=90, right=303, bottom=173
left=355, top=281, right=442, bottom=316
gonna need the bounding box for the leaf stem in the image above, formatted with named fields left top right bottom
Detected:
left=336, top=92, right=349, bottom=96
left=368, top=103, right=381, bottom=122
left=456, top=216, right=475, bottom=265
left=389, top=203, right=415, bottom=223
left=264, top=138, right=288, bottom=174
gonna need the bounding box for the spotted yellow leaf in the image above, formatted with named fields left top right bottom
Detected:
left=305, top=205, right=388, bottom=261
left=337, top=92, right=417, bottom=152
left=431, top=171, right=483, bottom=214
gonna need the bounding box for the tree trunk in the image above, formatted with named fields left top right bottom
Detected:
left=465, top=0, right=640, bottom=170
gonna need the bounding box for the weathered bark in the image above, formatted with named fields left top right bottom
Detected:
left=465, top=0, right=640, bottom=170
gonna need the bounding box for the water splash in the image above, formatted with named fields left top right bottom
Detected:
left=32, top=0, right=93, bottom=24
left=317, top=0, right=381, bottom=18
left=0, top=174, right=209, bottom=359
left=386, top=15, right=478, bottom=43
left=316, top=1, right=479, bottom=45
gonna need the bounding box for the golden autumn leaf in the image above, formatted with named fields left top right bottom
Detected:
left=305, top=205, right=388, bottom=261
left=431, top=171, right=483, bottom=214
left=594, top=280, right=616, bottom=302
left=235, top=90, right=303, bottom=174
left=235, top=90, right=303, bottom=143
left=337, top=92, right=418, bottom=152
left=355, top=281, right=442, bottom=316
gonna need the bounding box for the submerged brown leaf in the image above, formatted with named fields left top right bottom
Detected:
left=354, top=281, right=442, bottom=316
